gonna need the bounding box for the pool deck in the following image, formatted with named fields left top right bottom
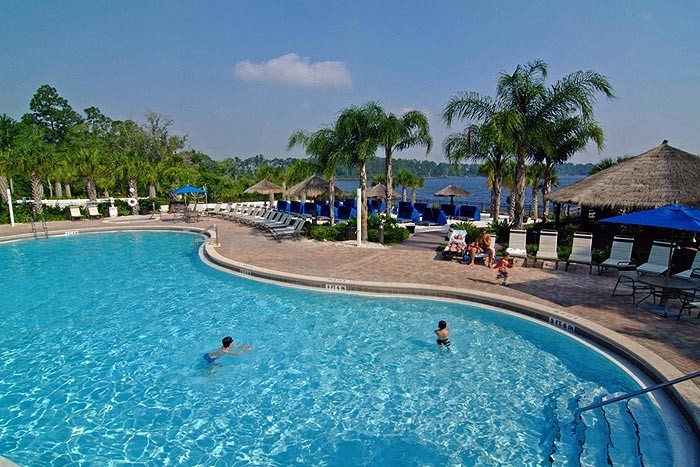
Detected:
left=1, top=215, right=699, bottom=432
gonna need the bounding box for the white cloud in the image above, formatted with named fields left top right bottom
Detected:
left=233, top=53, right=352, bottom=88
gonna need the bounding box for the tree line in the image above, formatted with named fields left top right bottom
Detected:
left=1, top=59, right=612, bottom=232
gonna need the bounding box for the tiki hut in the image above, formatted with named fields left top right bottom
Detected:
left=244, top=179, right=285, bottom=204
left=547, top=140, right=700, bottom=210
left=366, top=183, right=400, bottom=199
left=434, top=184, right=470, bottom=205
left=285, top=175, right=343, bottom=201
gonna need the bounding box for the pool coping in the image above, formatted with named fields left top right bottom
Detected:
left=2, top=224, right=698, bottom=440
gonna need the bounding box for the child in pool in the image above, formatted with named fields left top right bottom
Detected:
left=434, top=320, right=451, bottom=351
left=203, top=336, right=252, bottom=364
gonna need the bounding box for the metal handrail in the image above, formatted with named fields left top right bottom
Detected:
left=202, top=224, right=219, bottom=246
left=41, top=216, right=48, bottom=238
left=578, top=370, right=700, bottom=412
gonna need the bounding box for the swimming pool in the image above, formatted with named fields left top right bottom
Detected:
left=0, top=231, right=684, bottom=465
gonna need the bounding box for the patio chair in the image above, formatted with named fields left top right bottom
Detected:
left=535, top=229, right=559, bottom=269
left=611, top=269, right=651, bottom=302
left=636, top=240, right=674, bottom=276
left=159, top=204, right=170, bottom=217
left=267, top=217, right=306, bottom=240
left=565, top=232, right=593, bottom=274
left=597, top=236, right=635, bottom=275
left=505, top=229, right=528, bottom=266
left=69, top=206, right=82, bottom=221
left=677, top=269, right=700, bottom=320
left=672, top=251, right=700, bottom=279
left=86, top=205, right=102, bottom=219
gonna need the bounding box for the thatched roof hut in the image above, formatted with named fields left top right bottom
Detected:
left=547, top=140, right=700, bottom=209
left=285, top=175, right=343, bottom=200
left=366, top=183, right=400, bottom=199
left=434, top=184, right=470, bottom=205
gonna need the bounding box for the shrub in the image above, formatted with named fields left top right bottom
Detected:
left=308, top=224, right=344, bottom=241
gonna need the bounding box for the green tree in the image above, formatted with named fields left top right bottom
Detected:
left=74, top=148, right=105, bottom=201
left=444, top=120, right=512, bottom=220
left=377, top=109, right=432, bottom=214
left=589, top=156, right=631, bottom=175
left=336, top=102, right=382, bottom=241
left=24, top=84, right=83, bottom=147
left=12, top=125, right=53, bottom=215
left=443, top=60, right=613, bottom=228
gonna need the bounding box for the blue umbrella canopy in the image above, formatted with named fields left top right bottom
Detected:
left=171, top=185, right=206, bottom=195
left=600, top=205, right=700, bottom=232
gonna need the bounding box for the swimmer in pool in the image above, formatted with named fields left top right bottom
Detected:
left=203, top=336, right=252, bottom=364
left=434, top=320, right=451, bottom=351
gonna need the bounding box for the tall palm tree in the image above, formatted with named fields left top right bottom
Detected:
left=406, top=172, right=425, bottom=204
left=443, top=59, right=613, bottom=228
left=444, top=120, right=512, bottom=220
left=394, top=169, right=412, bottom=201
left=74, top=148, right=104, bottom=202
left=377, top=109, right=432, bottom=214
left=0, top=148, right=11, bottom=204
left=526, top=162, right=546, bottom=220
left=13, top=126, right=53, bottom=215
left=288, top=127, right=343, bottom=225
left=533, top=115, right=603, bottom=219
left=335, top=102, right=382, bottom=241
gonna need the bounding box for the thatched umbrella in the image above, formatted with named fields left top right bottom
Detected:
left=244, top=179, right=285, bottom=205
left=366, top=183, right=400, bottom=199
left=285, top=175, right=343, bottom=201
left=548, top=140, right=700, bottom=209
left=434, top=184, right=470, bottom=205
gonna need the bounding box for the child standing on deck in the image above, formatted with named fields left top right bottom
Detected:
left=493, top=252, right=512, bottom=286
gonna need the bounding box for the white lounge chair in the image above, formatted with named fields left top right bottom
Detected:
left=86, top=205, right=102, bottom=219
left=69, top=206, right=82, bottom=221
left=535, top=229, right=559, bottom=269
left=442, top=230, right=467, bottom=260
left=637, top=240, right=673, bottom=276
left=159, top=205, right=170, bottom=217
left=565, top=232, right=593, bottom=274
left=672, top=251, right=700, bottom=279
left=505, top=229, right=528, bottom=266
left=598, top=236, right=635, bottom=275
left=268, top=217, right=306, bottom=240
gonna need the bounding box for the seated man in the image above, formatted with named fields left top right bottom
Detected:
left=465, top=229, right=494, bottom=266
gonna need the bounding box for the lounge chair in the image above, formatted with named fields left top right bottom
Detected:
left=565, top=232, right=593, bottom=274
left=159, top=205, right=170, bottom=217
left=462, top=232, right=497, bottom=265
left=442, top=229, right=467, bottom=260
left=597, top=236, right=635, bottom=275
left=87, top=205, right=102, bottom=219
left=267, top=217, right=306, bottom=240
left=69, top=206, right=82, bottom=221
left=506, top=229, right=529, bottom=266
left=206, top=203, right=222, bottom=216
left=535, top=229, right=559, bottom=269
left=673, top=251, right=700, bottom=279
left=636, top=240, right=673, bottom=276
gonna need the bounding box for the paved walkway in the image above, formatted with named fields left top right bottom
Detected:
left=1, top=215, right=698, bottom=405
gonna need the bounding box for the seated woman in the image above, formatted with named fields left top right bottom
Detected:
left=448, top=232, right=467, bottom=253
left=466, top=229, right=494, bottom=266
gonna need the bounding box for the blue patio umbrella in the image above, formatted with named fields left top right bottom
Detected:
left=600, top=204, right=700, bottom=275
left=171, top=185, right=206, bottom=195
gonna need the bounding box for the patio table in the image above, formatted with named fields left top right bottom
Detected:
left=636, top=275, right=698, bottom=317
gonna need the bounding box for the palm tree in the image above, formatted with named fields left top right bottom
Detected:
left=533, top=115, right=604, bottom=219
left=526, top=162, right=546, bottom=219
left=444, top=120, right=512, bottom=220
left=288, top=127, right=343, bottom=224
left=394, top=169, right=412, bottom=201
left=13, top=126, right=53, bottom=215
left=0, top=148, right=11, bottom=204
left=406, top=172, right=425, bottom=204
left=335, top=102, right=382, bottom=241
left=443, top=59, right=613, bottom=228
left=74, top=148, right=104, bottom=202
left=589, top=156, right=631, bottom=175
left=377, top=109, right=432, bottom=214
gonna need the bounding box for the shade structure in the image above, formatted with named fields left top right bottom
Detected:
left=600, top=204, right=700, bottom=276
left=600, top=205, right=700, bottom=232
left=366, top=183, right=400, bottom=199
left=171, top=185, right=206, bottom=195
left=434, top=184, right=470, bottom=205
left=285, top=175, right=343, bottom=200
left=244, top=179, right=285, bottom=204
left=547, top=140, right=700, bottom=209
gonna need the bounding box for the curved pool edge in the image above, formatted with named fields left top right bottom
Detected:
left=1, top=225, right=697, bottom=446
left=202, top=241, right=700, bottom=441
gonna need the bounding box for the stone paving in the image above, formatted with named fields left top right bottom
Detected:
left=1, top=216, right=698, bottom=384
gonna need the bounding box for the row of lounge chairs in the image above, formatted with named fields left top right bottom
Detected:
left=204, top=203, right=307, bottom=240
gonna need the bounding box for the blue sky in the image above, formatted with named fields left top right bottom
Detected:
left=1, top=1, right=698, bottom=164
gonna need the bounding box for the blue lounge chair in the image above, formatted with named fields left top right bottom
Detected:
left=276, top=200, right=290, bottom=212
left=414, top=202, right=428, bottom=215
left=457, top=205, right=481, bottom=221
left=290, top=200, right=303, bottom=215
left=396, top=204, right=420, bottom=223
left=336, top=205, right=356, bottom=221
left=440, top=204, right=458, bottom=218
left=420, top=207, right=448, bottom=225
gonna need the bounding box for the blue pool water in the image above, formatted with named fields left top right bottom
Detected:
left=0, top=232, right=675, bottom=465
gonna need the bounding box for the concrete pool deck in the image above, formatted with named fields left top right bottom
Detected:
left=1, top=215, right=698, bottom=436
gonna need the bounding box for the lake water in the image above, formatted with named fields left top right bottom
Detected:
left=335, top=176, right=584, bottom=213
